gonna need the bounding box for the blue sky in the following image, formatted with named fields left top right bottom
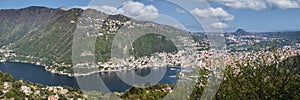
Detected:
left=1, top=0, right=300, bottom=32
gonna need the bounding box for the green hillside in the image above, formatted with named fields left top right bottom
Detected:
left=0, top=6, right=187, bottom=73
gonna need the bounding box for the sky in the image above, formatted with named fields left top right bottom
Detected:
left=0, top=0, right=300, bottom=32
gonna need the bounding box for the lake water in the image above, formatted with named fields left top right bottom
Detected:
left=0, top=62, right=178, bottom=92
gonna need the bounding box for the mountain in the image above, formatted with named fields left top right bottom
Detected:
left=235, top=28, right=247, bottom=33
left=0, top=6, right=82, bottom=66
left=233, top=28, right=251, bottom=35
left=0, top=6, right=189, bottom=73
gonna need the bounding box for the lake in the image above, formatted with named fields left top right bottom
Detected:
left=0, top=62, right=178, bottom=92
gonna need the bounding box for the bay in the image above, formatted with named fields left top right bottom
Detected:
left=0, top=62, right=178, bottom=92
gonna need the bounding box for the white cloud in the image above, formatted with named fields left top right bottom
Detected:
left=119, top=1, right=158, bottom=19
left=75, top=5, right=118, bottom=14
left=74, top=1, right=159, bottom=19
left=267, top=0, right=300, bottom=9
left=190, top=7, right=234, bottom=21
left=212, top=0, right=300, bottom=10
left=212, top=0, right=267, bottom=10
left=98, top=6, right=118, bottom=13
left=176, top=8, right=186, bottom=13
left=210, top=22, right=230, bottom=29
left=190, top=7, right=233, bottom=29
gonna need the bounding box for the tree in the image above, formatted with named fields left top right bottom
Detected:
left=214, top=47, right=300, bottom=99
left=5, top=88, right=25, bottom=99
left=1, top=73, right=14, bottom=82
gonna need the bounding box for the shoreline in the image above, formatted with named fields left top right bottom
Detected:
left=0, top=61, right=181, bottom=77
left=0, top=61, right=181, bottom=93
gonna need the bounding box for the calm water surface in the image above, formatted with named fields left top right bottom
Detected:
left=0, top=62, right=178, bottom=92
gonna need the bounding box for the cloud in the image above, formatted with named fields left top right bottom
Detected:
left=212, top=0, right=267, bottom=10
left=176, top=8, right=186, bottom=13
left=74, top=1, right=159, bottom=19
left=267, top=0, right=300, bottom=9
left=212, top=0, right=300, bottom=10
left=190, top=7, right=233, bottom=29
left=210, top=22, right=230, bottom=29
left=118, top=1, right=159, bottom=19
left=190, top=7, right=234, bottom=21
left=75, top=5, right=118, bottom=14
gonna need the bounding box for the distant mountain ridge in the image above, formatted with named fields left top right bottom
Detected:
left=235, top=28, right=248, bottom=34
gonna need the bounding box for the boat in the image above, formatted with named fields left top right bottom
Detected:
left=170, top=68, right=176, bottom=71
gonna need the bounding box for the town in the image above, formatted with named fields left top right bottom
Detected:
left=0, top=9, right=299, bottom=76
left=1, top=26, right=299, bottom=77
